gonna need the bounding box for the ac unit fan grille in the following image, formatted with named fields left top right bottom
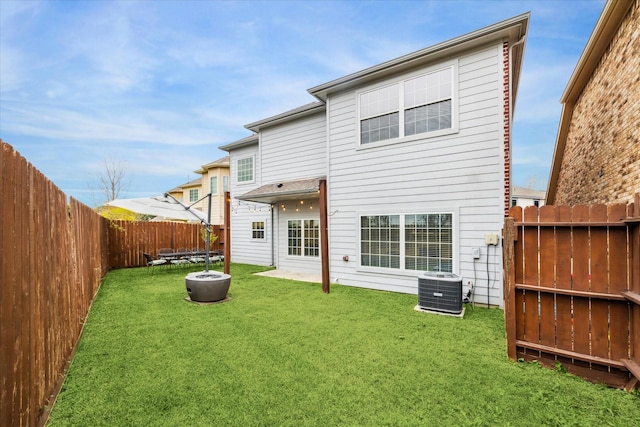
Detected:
left=418, top=276, right=463, bottom=314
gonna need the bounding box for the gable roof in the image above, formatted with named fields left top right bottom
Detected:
left=308, top=13, right=529, bottom=109
left=176, top=178, right=202, bottom=189
left=546, top=0, right=632, bottom=204
left=194, top=155, right=229, bottom=174
left=512, top=186, right=546, bottom=200
left=218, top=13, right=529, bottom=141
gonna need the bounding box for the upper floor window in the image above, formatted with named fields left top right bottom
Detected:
left=359, top=66, right=455, bottom=145
left=237, top=157, right=254, bottom=183
left=360, top=84, right=399, bottom=144
left=189, top=189, right=198, bottom=203
left=222, top=175, right=229, bottom=193
left=210, top=176, right=218, bottom=194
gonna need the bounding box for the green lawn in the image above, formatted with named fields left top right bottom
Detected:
left=47, top=264, right=639, bottom=426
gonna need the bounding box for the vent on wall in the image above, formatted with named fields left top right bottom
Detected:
left=418, top=272, right=463, bottom=314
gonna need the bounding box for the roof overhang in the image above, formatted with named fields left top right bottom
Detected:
left=245, top=102, right=326, bottom=132
left=236, top=177, right=325, bottom=204
left=219, top=134, right=259, bottom=152
left=546, top=0, right=630, bottom=204
left=308, top=12, right=530, bottom=101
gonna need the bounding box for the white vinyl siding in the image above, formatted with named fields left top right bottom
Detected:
left=228, top=144, right=271, bottom=266
left=260, top=111, right=326, bottom=183
left=327, top=45, right=505, bottom=305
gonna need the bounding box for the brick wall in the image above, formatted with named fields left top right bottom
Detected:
left=555, top=0, right=640, bottom=205
left=503, top=41, right=510, bottom=216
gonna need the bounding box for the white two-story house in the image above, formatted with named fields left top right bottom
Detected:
left=220, top=13, right=529, bottom=307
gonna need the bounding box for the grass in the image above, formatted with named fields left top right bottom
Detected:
left=47, top=264, right=639, bottom=426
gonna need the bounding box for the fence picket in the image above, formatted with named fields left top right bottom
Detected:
left=539, top=206, right=556, bottom=348
left=505, top=198, right=638, bottom=389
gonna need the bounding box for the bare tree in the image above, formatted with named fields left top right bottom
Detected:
left=98, top=157, right=130, bottom=202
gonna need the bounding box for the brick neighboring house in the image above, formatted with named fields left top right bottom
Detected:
left=546, top=0, right=639, bottom=205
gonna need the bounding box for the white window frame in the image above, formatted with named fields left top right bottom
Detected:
left=357, top=210, right=457, bottom=275
left=210, top=176, right=218, bottom=195
left=222, top=175, right=229, bottom=193
left=236, top=156, right=254, bottom=184
left=189, top=188, right=198, bottom=203
left=356, top=62, right=458, bottom=148
left=251, top=220, right=265, bottom=240
left=287, top=219, right=319, bottom=258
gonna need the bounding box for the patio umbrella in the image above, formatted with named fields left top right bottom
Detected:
left=107, top=196, right=207, bottom=222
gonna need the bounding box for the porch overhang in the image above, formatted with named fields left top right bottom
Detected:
left=236, top=177, right=325, bottom=204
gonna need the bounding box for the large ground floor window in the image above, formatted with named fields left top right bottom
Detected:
left=360, top=213, right=453, bottom=272
left=288, top=219, right=319, bottom=257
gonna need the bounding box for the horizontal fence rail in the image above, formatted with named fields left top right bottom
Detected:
left=1, top=140, right=226, bottom=425
left=1, top=141, right=109, bottom=426
left=107, top=221, right=223, bottom=269
left=504, top=200, right=640, bottom=390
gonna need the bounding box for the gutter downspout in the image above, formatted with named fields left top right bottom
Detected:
left=271, top=203, right=275, bottom=266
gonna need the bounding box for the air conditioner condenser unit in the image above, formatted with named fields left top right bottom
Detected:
left=417, top=272, right=463, bottom=314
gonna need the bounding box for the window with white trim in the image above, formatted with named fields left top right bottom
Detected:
left=252, top=221, right=265, bottom=239
left=360, top=84, right=400, bottom=144
left=237, top=157, right=253, bottom=183
left=210, top=176, right=218, bottom=194
left=359, top=66, right=454, bottom=145
left=189, top=189, right=198, bottom=202
left=222, top=175, right=229, bottom=192
left=288, top=219, right=319, bottom=257
left=360, top=213, right=453, bottom=272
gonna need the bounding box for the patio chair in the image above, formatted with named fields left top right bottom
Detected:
left=207, top=251, right=223, bottom=265
left=188, top=248, right=206, bottom=264
left=170, top=247, right=192, bottom=267
left=143, top=253, right=167, bottom=271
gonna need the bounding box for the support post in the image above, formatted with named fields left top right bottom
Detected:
left=503, top=216, right=517, bottom=360
left=224, top=191, right=231, bottom=275
left=319, top=179, right=330, bottom=293
left=630, top=193, right=640, bottom=385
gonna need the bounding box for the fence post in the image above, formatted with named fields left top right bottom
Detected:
left=503, top=216, right=517, bottom=360
left=629, top=193, right=640, bottom=388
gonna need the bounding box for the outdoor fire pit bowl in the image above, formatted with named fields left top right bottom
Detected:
left=185, top=272, right=231, bottom=302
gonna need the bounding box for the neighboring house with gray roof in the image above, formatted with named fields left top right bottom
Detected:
left=220, top=13, right=529, bottom=307
left=511, top=186, right=546, bottom=208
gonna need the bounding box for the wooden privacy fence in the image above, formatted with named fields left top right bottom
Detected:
left=107, top=221, right=224, bottom=268
left=1, top=142, right=110, bottom=426
left=503, top=198, right=640, bottom=390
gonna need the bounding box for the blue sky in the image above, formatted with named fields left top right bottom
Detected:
left=1, top=0, right=605, bottom=206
